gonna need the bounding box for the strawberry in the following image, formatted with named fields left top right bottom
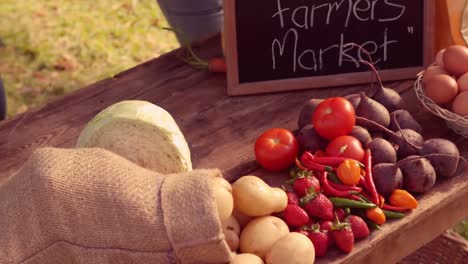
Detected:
left=300, top=192, right=333, bottom=221
left=287, top=191, right=299, bottom=205
left=331, top=222, right=354, bottom=253
left=283, top=204, right=310, bottom=227
left=319, top=220, right=333, bottom=232
left=293, top=176, right=321, bottom=197
left=346, top=215, right=370, bottom=239
left=319, top=220, right=334, bottom=246
left=334, top=208, right=347, bottom=221
left=292, top=228, right=310, bottom=237
left=307, top=218, right=316, bottom=226
left=307, top=224, right=330, bottom=257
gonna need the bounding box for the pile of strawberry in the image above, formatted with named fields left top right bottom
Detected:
left=281, top=171, right=370, bottom=256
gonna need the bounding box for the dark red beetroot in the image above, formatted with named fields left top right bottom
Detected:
left=356, top=93, right=391, bottom=128
left=399, top=155, right=436, bottom=193
left=419, top=139, right=460, bottom=178
left=395, top=129, right=424, bottom=159
left=366, top=138, right=397, bottom=165
left=357, top=110, right=462, bottom=181
left=389, top=110, right=423, bottom=134
left=356, top=117, right=421, bottom=160
left=298, top=99, right=324, bottom=129
left=344, top=93, right=361, bottom=110
left=296, top=124, right=328, bottom=153
left=372, top=163, right=403, bottom=197
left=352, top=51, right=406, bottom=112
left=349, top=126, right=372, bottom=146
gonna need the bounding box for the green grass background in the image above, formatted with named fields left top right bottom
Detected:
left=0, top=0, right=178, bottom=115
left=0, top=0, right=467, bottom=240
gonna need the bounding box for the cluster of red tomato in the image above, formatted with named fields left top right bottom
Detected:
left=254, top=97, right=362, bottom=172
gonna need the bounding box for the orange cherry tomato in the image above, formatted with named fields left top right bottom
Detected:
left=366, top=207, right=386, bottom=225
left=389, top=189, right=418, bottom=210
left=336, top=160, right=361, bottom=186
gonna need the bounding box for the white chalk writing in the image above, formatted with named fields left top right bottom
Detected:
left=270, top=0, right=409, bottom=73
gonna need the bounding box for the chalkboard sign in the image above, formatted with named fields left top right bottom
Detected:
left=224, top=0, right=435, bottom=96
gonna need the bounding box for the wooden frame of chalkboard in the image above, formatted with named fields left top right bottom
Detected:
left=224, top=0, right=435, bottom=96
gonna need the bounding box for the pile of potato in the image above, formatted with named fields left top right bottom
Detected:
left=423, top=45, right=468, bottom=116
left=212, top=176, right=315, bottom=264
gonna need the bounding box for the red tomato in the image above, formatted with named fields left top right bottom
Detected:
left=312, top=97, right=355, bottom=140
left=326, top=136, right=365, bottom=162
left=254, top=128, right=299, bottom=171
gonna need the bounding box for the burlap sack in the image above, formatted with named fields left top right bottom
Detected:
left=0, top=147, right=232, bottom=264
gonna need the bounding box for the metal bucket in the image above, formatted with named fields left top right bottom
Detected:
left=157, top=0, right=223, bottom=43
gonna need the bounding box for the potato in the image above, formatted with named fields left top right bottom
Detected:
left=212, top=177, right=234, bottom=222
left=240, top=216, right=289, bottom=259
left=266, top=232, right=315, bottom=264
left=212, top=177, right=232, bottom=193
left=231, top=253, right=264, bottom=264
left=232, top=207, right=254, bottom=228
left=232, top=176, right=287, bottom=217
left=212, top=177, right=233, bottom=221
left=225, top=229, right=240, bottom=252
left=223, top=215, right=241, bottom=236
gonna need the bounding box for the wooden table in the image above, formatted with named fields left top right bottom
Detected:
left=0, top=36, right=466, bottom=263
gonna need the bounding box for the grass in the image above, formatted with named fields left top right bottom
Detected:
left=0, top=0, right=178, bottom=116
left=0, top=0, right=467, bottom=241
left=454, top=219, right=468, bottom=239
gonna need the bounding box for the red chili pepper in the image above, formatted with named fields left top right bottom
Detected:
left=358, top=191, right=374, bottom=203
left=295, top=158, right=306, bottom=171
left=348, top=195, right=364, bottom=201
left=382, top=204, right=409, bottom=212
left=303, top=152, right=365, bottom=167
left=364, top=149, right=379, bottom=205
left=359, top=175, right=369, bottom=190
left=300, top=153, right=334, bottom=172
left=328, top=181, right=362, bottom=193
left=378, top=195, right=385, bottom=208
left=317, top=171, right=357, bottom=197
left=314, top=150, right=327, bottom=157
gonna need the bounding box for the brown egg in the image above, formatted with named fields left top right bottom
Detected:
left=457, top=72, right=468, bottom=92
left=443, top=45, right=468, bottom=77
left=423, top=74, right=459, bottom=105
left=423, top=65, right=449, bottom=83
left=452, top=92, right=468, bottom=116
left=435, top=49, right=445, bottom=67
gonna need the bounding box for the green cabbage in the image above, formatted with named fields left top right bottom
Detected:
left=76, top=100, right=192, bottom=174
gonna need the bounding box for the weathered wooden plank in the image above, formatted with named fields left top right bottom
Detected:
left=0, top=35, right=466, bottom=264
left=0, top=35, right=414, bottom=182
